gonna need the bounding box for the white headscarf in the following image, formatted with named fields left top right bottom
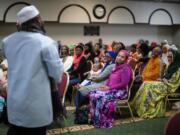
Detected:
left=169, top=44, right=179, bottom=51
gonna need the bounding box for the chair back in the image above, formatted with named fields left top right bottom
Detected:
left=165, top=112, right=180, bottom=135
left=83, top=61, right=93, bottom=78
left=58, top=72, right=69, bottom=105
left=85, top=61, right=93, bottom=72
left=117, top=68, right=135, bottom=122
left=126, top=69, right=135, bottom=100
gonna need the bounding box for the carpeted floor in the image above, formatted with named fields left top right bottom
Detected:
left=0, top=107, right=178, bottom=135
left=46, top=107, right=178, bottom=135
left=60, top=118, right=169, bottom=135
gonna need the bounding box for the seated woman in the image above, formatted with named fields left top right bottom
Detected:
left=75, top=51, right=116, bottom=110
left=60, top=45, right=73, bottom=72
left=131, top=49, right=180, bottom=119
left=84, top=42, right=95, bottom=61
left=141, top=47, right=163, bottom=81
left=67, top=45, right=87, bottom=102
left=130, top=47, right=163, bottom=100
left=89, top=50, right=132, bottom=128
left=94, top=43, right=102, bottom=58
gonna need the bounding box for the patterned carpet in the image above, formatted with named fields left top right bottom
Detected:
left=47, top=106, right=178, bottom=135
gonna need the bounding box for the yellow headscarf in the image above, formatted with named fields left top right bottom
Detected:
left=142, top=57, right=161, bottom=81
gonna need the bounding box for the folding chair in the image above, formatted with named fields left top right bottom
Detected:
left=71, top=61, right=93, bottom=104
left=58, top=72, right=70, bottom=105
left=165, top=87, right=180, bottom=110
left=117, top=70, right=135, bottom=122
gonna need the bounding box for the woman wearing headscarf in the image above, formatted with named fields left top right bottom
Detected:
left=94, top=43, right=102, bottom=58
left=131, top=49, right=180, bottom=119
left=67, top=45, right=87, bottom=102
left=141, top=47, right=163, bottom=81
left=75, top=51, right=116, bottom=110
left=89, top=50, right=133, bottom=128
left=84, top=42, right=95, bottom=61
left=60, top=45, right=73, bottom=71
left=148, top=41, right=158, bottom=57
left=130, top=47, right=163, bottom=100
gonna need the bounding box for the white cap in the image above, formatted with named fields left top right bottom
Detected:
left=17, top=5, right=39, bottom=24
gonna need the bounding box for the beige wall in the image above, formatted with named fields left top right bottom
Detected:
left=173, top=27, right=180, bottom=48
left=0, top=0, right=179, bottom=47
left=0, top=0, right=180, bottom=24
left=0, top=22, right=175, bottom=46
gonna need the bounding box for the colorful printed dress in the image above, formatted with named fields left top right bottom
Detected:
left=89, top=63, right=132, bottom=128
left=131, top=68, right=180, bottom=118
left=89, top=89, right=127, bottom=128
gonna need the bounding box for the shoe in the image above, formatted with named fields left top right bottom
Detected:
left=56, top=115, right=65, bottom=128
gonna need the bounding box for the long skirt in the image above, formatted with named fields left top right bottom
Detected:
left=89, top=89, right=127, bottom=128
left=131, top=81, right=168, bottom=118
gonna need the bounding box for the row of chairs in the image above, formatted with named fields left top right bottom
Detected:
left=58, top=61, right=93, bottom=106
left=57, top=69, right=136, bottom=122
left=57, top=62, right=180, bottom=124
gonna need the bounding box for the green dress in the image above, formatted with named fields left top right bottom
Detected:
left=131, top=68, right=180, bottom=118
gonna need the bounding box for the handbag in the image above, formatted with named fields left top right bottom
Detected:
left=74, top=106, right=90, bottom=124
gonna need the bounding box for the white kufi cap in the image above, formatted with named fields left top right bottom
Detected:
left=17, top=5, right=39, bottom=24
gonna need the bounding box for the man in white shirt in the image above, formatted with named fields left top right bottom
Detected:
left=2, top=5, right=64, bottom=135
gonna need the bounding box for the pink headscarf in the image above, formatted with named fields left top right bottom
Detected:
left=120, top=50, right=129, bottom=59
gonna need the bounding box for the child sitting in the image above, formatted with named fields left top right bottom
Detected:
left=81, top=59, right=103, bottom=86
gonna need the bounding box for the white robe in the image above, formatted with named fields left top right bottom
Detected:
left=2, top=31, right=64, bottom=127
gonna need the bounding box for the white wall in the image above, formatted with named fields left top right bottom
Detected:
left=0, top=22, right=174, bottom=46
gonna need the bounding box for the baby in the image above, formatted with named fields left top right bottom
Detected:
left=81, top=59, right=103, bottom=86
left=89, top=63, right=102, bottom=79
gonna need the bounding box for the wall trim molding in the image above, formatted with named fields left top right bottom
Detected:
left=107, top=6, right=136, bottom=24
left=3, top=2, right=30, bottom=22
left=148, top=8, right=173, bottom=25
left=57, top=4, right=91, bottom=23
